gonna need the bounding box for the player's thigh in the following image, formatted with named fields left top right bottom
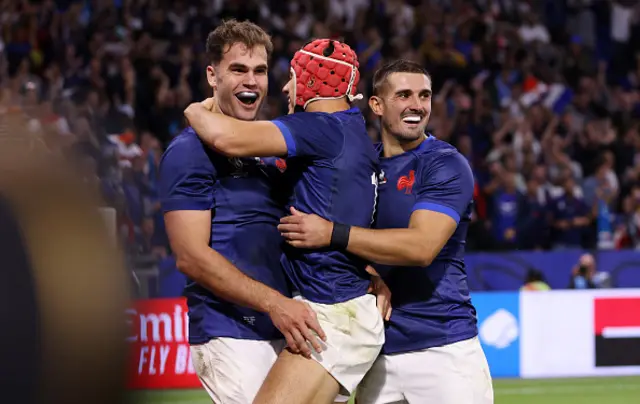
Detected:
left=466, top=337, right=494, bottom=404
left=356, top=355, right=405, bottom=404
left=439, top=336, right=493, bottom=404
left=403, top=337, right=493, bottom=404
left=298, top=294, right=385, bottom=398
left=191, top=338, right=283, bottom=404
left=253, top=348, right=340, bottom=404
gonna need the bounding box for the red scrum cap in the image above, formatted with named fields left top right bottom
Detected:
left=290, top=39, right=363, bottom=109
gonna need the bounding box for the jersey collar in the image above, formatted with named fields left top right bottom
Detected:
left=416, top=134, right=436, bottom=152
left=378, top=133, right=435, bottom=159
left=335, top=107, right=360, bottom=115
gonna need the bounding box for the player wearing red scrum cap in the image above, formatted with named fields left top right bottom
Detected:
left=277, top=59, right=494, bottom=404
left=185, top=38, right=385, bottom=404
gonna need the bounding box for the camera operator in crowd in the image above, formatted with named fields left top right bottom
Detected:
left=569, top=253, right=612, bottom=289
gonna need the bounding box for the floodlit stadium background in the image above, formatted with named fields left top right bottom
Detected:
left=5, top=0, right=640, bottom=402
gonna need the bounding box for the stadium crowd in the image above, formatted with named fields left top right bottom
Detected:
left=2, top=0, right=640, bottom=294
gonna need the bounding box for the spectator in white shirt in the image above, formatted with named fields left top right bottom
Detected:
left=518, top=14, right=550, bottom=44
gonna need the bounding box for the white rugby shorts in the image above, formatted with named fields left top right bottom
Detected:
left=356, top=336, right=494, bottom=404
left=190, top=338, right=284, bottom=404
left=293, top=293, right=385, bottom=399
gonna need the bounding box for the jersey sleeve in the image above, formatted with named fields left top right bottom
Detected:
left=271, top=112, right=343, bottom=159
left=412, top=151, right=474, bottom=224
left=159, top=129, right=216, bottom=212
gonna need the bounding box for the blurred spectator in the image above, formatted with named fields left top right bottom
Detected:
left=550, top=173, right=591, bottom=249
left=520, top=269, right=551, bottom=291
left=517, top=176, right=549, bottom=250
left=134, top=216, right=168, bottom=260
left=584, top=154, right=619, bottom=248
left=615, top=184, right=640, bottom=248
left=569, top=253, right=597, bottom=289
left=518, top=13, right=550, bottom=45
left=569, top=253, right=611, bottom=289
left=487, top=169, right=520, bottom=249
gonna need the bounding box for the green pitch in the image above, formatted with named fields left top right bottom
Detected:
left=129, top=376, right=640, bottom=403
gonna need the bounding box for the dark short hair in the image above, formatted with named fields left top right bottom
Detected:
left=372, top=59, right=431, bottom=96
left=205, top=19, right=273, bottom=65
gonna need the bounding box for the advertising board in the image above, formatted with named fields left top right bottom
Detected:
left=126, top=290, right=640, bottom=388
left=126, top=298, right=199, bottom=389
left=473, top=292, right=521, bottom=378
left=520, top=289, right=640, bottom=378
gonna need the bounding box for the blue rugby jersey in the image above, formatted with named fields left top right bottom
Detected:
left=272, top=107, right=379, bottom=304
left=374, top=136, right=478, bottom=354
left=159, top=127, right=291, bottom=344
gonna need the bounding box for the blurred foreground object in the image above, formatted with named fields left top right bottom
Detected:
left=0, top=106, right=130, bottom=404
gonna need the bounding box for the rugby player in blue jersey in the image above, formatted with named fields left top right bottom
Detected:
left=159, top=21, right=326, bottom=404
left=184, top=39, right=384, bottom=404
left=278, top=59, right=494, bottom=404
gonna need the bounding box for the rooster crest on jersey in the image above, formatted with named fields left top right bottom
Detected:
left=290, top=38, right=363, bottom=109
left=397, top=170, right=415, bottom=194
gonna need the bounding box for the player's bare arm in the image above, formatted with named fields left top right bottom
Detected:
left=165, top=209, right=326, bottom=357
left=184, top=99, right=288, bottom=157
left=166, top=209, right=281, bottom=313
left=279, top=207, right=456, bottom=266
left=344, top=210, right=456, bottom=266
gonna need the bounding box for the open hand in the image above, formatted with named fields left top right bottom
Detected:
left=184, top=97, right=219, bottom=126
left=267, top=295, right=327, bottom=358
left=200, top=97, right=217, bottom=112
left=278, top=207, right=333, bottom=249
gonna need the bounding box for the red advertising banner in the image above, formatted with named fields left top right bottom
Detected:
left=594, top=297, right=640, bottom=367
left=126, top=298, right=200, bottom=389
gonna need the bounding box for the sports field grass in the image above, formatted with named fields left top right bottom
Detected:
left=129, top=376, right=640, bottom=404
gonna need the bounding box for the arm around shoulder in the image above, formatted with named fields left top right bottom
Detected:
left=346, top=151, right=473, bottom=266
left=346, top=210, right=458, bottom=267
left=184, top=102, right=288, bottom=157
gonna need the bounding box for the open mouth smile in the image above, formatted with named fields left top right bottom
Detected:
left=401, top=114, right=423, bottom=125
left=235, top=91, right=259, bottom=106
